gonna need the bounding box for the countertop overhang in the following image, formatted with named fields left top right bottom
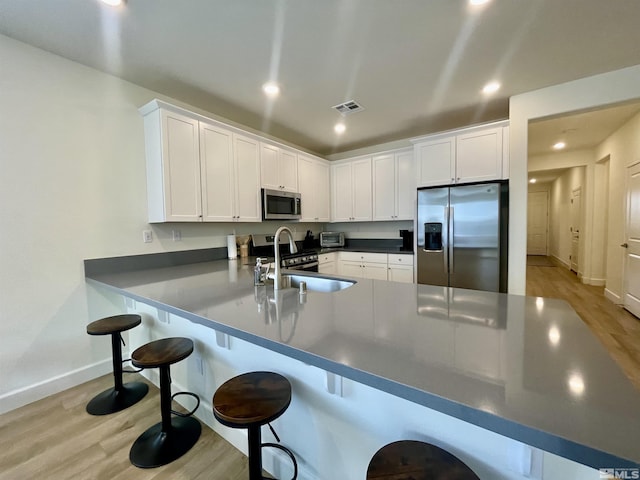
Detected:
left=84, top=253, right=640, bottom=470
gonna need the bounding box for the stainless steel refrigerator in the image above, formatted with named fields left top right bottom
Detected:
left=417, top=182, right=508, bottom=293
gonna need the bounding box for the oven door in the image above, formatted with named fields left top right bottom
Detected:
left=287, top=261, right=319, bottom=273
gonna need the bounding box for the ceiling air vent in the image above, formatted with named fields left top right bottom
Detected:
left=332, top=100, right=365, bottom=116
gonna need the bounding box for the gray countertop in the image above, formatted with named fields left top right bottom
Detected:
left=85, top=257, right=640, bottom=469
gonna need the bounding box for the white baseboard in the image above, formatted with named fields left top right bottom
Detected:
left=550, top=255, right=570, bottom=269
left=581, top=277, right=606, bottom=286
left=604, top=288, right=622, bottom=305
left=0, top=359, right=111, bottom=415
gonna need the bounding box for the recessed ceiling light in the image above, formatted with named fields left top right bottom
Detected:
left=100, top=0, right=124, bottom=6
left=469, top=0, right=490, bottom=5
left=482, top=81, right=501, bottom=95
left=334, top=123, right=346, bottom=134
left=553, top=142, right=566, bottom=150
left=529, top=178, right=537, bottom=184
left=262, top=82, right=280, bottom=97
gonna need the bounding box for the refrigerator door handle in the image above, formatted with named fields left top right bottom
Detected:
left=443, top=206, right=449, bottom=273
left=449, top=206, right=454, bottom=273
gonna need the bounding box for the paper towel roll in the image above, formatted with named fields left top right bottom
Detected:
left=227, top=234, right=237, bottom=259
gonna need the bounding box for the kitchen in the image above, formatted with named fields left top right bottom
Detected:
left=2, top=1, right=640, bottom=479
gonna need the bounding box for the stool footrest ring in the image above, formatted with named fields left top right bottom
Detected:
left=261, top=442, right=298, bottom=480
left=171, top=391, right=200, bottom=417
left=121, top=358, right=144, bottom=374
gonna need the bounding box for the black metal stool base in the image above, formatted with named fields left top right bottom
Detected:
left=129, top=416, right=201, bottom=468
left=86, top=382, right=149, bottom=416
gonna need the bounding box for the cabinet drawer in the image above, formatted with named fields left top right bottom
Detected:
left=388, top=254, right=414, bottom=266
left=340, top=251, right=387, bottom=263
left=318, top=252, right=337, bottom=263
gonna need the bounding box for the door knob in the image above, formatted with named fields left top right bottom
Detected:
left=621, top=243, right=629, bottom=248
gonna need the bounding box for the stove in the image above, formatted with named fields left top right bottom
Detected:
left=281, top=251, right=319, bottom=272
left=251, top=233, right=319, bottom=272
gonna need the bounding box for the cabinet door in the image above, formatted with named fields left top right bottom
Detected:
left=351, top=158, right=372, bottom=221
left=396, top=151, right=415, bottom=220
left=332, top=163, right=354, bottom=222
left=297, top=155, right=316, bottom=221
left=315, top=161, right=331, bottom=222
left=200, top=122, right=234, bottom=221
left=388, top=265, right=414, bottom=283
left=160, top=110, right=202, bottom=221
left=416, top=137, right=455, bottom=187
left=318, top=261, right=337, bottom=275
left=234, top=134, right=261, bottom=222
left=362, top=262, right=388, bottom=280
left=340, top=260, right=362, bottom=278
left=260, top=143, right=280, bottom=190
left=455, top=127, right=503, bottom=184
left=279, top=149, right=298, bottom=192
left=372, top=154, right=396, bottom=221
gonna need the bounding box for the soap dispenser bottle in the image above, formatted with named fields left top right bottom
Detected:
left=254, top=257, right=264, bottom=286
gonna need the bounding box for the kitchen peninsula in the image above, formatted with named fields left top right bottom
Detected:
left=85, top=250, right=640, bottom=479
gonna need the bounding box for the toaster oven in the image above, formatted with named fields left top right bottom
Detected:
left=320, top=232, right=345, bottom=248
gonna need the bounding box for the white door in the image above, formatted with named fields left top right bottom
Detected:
left=623, top=162, right=640, bottom=318
left=527, top=191, right=548, bottom=255
left=570, top=188, right=582, bottom=272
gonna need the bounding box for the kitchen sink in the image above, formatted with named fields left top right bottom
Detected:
left=283, top=273, right=356, bottom=293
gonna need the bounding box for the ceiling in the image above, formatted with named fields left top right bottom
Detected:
left=1, top=0, right=640, bottom=157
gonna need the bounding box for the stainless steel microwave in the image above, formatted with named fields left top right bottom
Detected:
left=262, top=189, right=302, bottom=220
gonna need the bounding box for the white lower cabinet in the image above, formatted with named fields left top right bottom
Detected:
left=387, top=254, right=414, bottom=284
left=339, top=252, right=389, bottom=281
left=338, top=252, right=415, bottom=283
left=318, top=252, right=337, bottom=275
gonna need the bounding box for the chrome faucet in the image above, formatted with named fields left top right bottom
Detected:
left=269, top=226, right=298, bottom=290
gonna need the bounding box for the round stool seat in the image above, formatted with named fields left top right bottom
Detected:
left=85, top=314, right=148, bottom=416
left=366, top=440, right=479, bottom=480
left=213, top=371, right=291, bottom=428
left=131, top=337, right=193, bottom=369
left=87, top=314, right=141, bottom=335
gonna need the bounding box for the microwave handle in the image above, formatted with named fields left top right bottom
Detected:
left=295, top=197, right=301, bottom=215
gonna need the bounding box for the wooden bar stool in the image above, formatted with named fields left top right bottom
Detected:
left=213, top=371, right=298, bottom=480
left=86, top=314, right=148, bottom=415
left=129, top=337, right=201, bottom=468
left=366, top=440, right=479, bottom=480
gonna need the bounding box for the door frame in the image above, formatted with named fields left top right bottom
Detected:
left=622, top=161, right=640, bottom=317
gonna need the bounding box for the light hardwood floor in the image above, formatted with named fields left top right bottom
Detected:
left=0, top=374, right=250, bottom=480
left=526, top=256, right=640, bottom=390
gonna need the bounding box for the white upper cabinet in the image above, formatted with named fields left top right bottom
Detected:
left=414, top=121, right=508, bottom=188
left=331, top=158, right=372, bottom=222
left=144, top=108, right=202, bottom=222
left=200, top=126, right=260, bottom=222
left=416, top=137, right=455, bottom=187
left=141, top=100, right=260, bottom=223
left=260, top=142, right=298, bottom=192
left=372, top=149, right=415, bottom=221
left=455, top=127, right=503, bottom=184
left=298, top=154, right=330, bottom=222
left=233, top=134, right=261, bottom=222
left=200, top=121, right=234, bottom=221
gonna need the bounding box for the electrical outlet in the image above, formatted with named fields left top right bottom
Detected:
left=172, top=229, right=182, bottom=241
left=142, top=230, right=153, bottom=243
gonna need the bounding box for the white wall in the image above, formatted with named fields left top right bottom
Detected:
left=0, top=35, right=320, bottom=412
left=510, top=64, right=640, bottom=295
left=596, top=110, right=640, bottom=301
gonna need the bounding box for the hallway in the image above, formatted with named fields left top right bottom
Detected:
left=526, top=256, right=640, bottom=390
